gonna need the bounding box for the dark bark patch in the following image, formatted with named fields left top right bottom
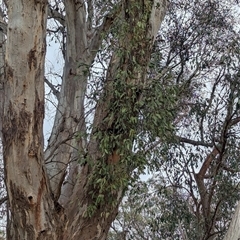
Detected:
left=27, top=48, right=37, bottom=70
left=28, top=195, right=33, bottom=201
left=34, top=92, right=44, bottom=124
left=35, top=177, right=44, bottom=229
left=18, top=109, right=32, bottom=141
left=26, top=225, right=35, bottom=239
left=2, top=102, right=31, bottom=151
left=5, top=62, right=13, bottom=79
left=32, top=93, right=44, bottom=161
left=54, top=200, right=64, bottom=214
left=10, top=181, right=31, bottom=210
left=35, top=67, right=41, bottom=82
left=34, top=0, right=46, bottom=5
left=9, top=181, right=31, bottom=235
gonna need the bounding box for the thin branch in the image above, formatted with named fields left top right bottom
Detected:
left=178, top=136, right=213, bottom=148
left=0, top=19, right=7, bottom=35
left=0, top=196, right=7, bottom=205
left=44, top=77, right=60, bottom=101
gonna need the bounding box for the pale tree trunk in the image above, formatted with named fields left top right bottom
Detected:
left=1, top=0, right=168, bottom=239
left=2, top=1, right=64, bottom=239
left=44, top=0, right=91, bottom=200
left=223, top=201, right=240, bottom=240
left=0, top=9, right=5, bottom=140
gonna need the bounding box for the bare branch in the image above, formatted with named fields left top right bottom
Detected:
left=0, top=196, right=7, bottom=205
left=44, top=77, right=60, bottom=100
left=197, top=147, right=219, bottom=178
left=178, top=136, right=213, bottom=148
left=230, top=116, right=240, bottom=126
left=0, top=19, right=7, bottom=35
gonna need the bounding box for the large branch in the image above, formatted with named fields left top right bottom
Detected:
left=197, top=147, right=219, bottom=178
left=178, top=136, right=213, bottom=147
left=194, top=147, right=219, bottom=222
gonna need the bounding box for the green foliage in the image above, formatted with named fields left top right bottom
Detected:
left=108, top=177, right=194, bottom=239
left=107, top=0, right=240, bottom=239
left=83, top=1, right=182, bottom=217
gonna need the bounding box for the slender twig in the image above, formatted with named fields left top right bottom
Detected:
left=44, top=77, right=60, bottom=100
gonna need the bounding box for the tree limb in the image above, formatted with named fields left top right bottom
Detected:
left=198, top=147, right=219, bottom=178
left=0, top=196, right=7, bottom=205
left=230, top=116, right=240, bottom=126
left=178, top=136, right=213, bottom=147
left=44, top=77, right=60, bottom=100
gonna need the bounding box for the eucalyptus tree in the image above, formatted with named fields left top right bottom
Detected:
left=0, top=0, right=172, bottom=239
left=108, top=0, right=240, bottom=239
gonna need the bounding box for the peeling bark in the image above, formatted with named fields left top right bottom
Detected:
left=2, top=1, right=64, bottom=239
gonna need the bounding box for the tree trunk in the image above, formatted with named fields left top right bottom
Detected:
left=2, top=1, right=64, bottom=239
left=0, top=9, right=5, bottom=140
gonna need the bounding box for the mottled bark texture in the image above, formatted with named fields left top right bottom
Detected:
left=1, top=0, right=168, bottom=239
left=2, top=1, right=64, bottom=239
